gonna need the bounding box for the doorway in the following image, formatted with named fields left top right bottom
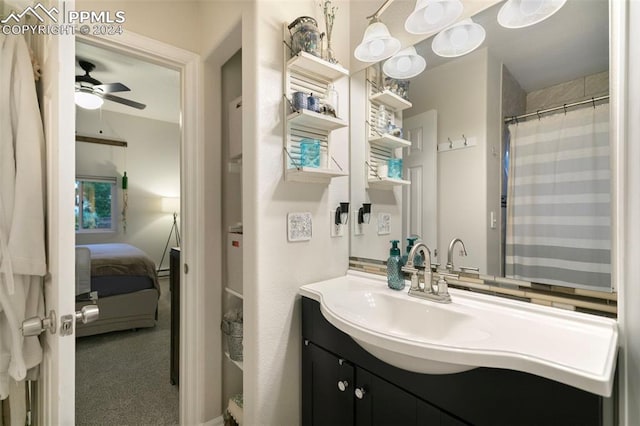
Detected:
left=73, top=40, right=181, bottom=424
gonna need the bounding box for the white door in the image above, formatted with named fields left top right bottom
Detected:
left=402, top=110, right=438, bottom=261
left=35, top=0, right=76, bottom=423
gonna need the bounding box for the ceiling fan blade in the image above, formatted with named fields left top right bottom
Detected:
left=76, top=75, right=102, bottom=86
left=99, top=93, right=147, bottom=110
left=93, top=83, right=130, bottom=93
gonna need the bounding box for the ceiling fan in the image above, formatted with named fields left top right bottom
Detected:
left=75, top=60, right=146, bottom=110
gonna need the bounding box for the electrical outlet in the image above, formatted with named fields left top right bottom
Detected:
left=330, top=210, right=345, bottom=237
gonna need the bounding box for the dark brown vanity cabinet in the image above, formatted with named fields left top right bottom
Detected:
left=303, top=342, right=465, bottom=426
left=302, top=297, right=604, bottom=426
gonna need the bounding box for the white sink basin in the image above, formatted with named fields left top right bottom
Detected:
left=299, top=271, right=618, bottom=397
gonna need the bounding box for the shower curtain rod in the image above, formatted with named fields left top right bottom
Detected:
left=504, top=95, right=610, bottom=123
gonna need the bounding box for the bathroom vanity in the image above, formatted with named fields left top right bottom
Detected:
left=300, top=272, right=617, bottom=425
left=302, top=297, right=604, bottom=425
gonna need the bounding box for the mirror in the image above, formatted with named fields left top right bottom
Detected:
left=349, top=0, right=611, bottom=292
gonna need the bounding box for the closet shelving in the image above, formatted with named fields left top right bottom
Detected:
left=224, top=351, right=244, bottom=371
left=283, top=26, right=349, bottom=184
left=366, top=67, right=412, bottom=190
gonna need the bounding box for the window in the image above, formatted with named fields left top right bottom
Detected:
left=75, top=176, right=117, bottom=232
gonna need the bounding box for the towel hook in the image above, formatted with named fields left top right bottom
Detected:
left=592, top=97, right=596, bottom=109
left=462, top=134, right=468, bottom=146
left=448, top=137, right=453, bottom=149
left=536, top=110, right=542, bottom=121
left=563, top=104, right=568, bottom=115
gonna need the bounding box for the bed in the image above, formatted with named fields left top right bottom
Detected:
left=75, top=243, right=160, bottom=337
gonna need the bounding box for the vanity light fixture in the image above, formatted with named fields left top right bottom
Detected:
left=75, top=88, right=104, bottom=110
left=358, top=203, right=372, bottom=224
left=404, top=0, right=464, bottom=35
left=335, top=202, right=350, bottom=225
left=354, top=0, right=401, bottom=63
left=497, top=0, right=567, bottom=29
left=431, top=18, right=486, bottom=58
left=383, top=46, right=427, bottom=79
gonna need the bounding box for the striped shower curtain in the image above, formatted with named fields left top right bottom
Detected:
left=505, top=103, right=611, bottom=291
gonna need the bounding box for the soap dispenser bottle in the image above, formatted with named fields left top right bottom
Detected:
left=401, top=236, right=423, bottom=267
left=387, top=240, right=405, bottom=290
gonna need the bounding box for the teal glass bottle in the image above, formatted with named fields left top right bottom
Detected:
left=387, top=240, right=405, bottom=290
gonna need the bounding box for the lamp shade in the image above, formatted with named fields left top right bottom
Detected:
left=497, top=0, right=567, bottom=29
left=404, top=0, right=463, bottom=35
left=74, top=90, right=104, bottom=110
left=432, top=18, right=486, bottom=58
left=354, top=21, right=401, bottom=63
left=383, top=46, right=427, bottom=79
left=161, top=197, right=180, bottom=214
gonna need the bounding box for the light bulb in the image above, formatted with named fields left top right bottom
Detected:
left=397, top=56, right=412, bottom=73
left=369, top=39, right=385, bottom=57
left=423, top=1, right=445, bottom=25
left=520, top=0, right=544, bottom=16
left=450, top=26, right=469, bottom=49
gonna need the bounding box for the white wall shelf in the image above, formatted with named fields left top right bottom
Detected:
left=224, top=351, right=244, bottom=371
left=370, top=90, right=413, bottom=112
left=285, top=167, right=348, bottom=184
left=286, top=51, right=349, bottom=83
left=287, top=109, right=348, bottom=131
left=369, top=134, right=412, bottom=149
left=283, top=24, right=349, bottom=185
left=368, top=176, right=411, bottom=189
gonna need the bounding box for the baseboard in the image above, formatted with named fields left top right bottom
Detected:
left=201, top=415, right=224, bottom=426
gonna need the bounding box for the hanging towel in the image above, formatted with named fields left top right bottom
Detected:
left=0, top=32, right=47, bottom=407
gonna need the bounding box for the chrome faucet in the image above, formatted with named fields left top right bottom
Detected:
left=401, top=242, right=451, bottom=303
left=446, top=238, right=467, bottom=273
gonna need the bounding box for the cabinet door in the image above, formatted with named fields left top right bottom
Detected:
left=355, top=368, right=469, bottom=426
left=355, top=368, right=420, bottom=426
left=303, top=342, right=354, bottom=426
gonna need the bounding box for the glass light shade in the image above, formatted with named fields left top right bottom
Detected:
left=432, top=19, right=486, bottom=58
left=383, top=46, right=427, bottom=79
left=405, top=0, right=463, bottom=35
left=497, top=0, right=566, bottom=29
left=354, top=21, right=401, bottom=62
left=74, top=91, right=104, bottom=110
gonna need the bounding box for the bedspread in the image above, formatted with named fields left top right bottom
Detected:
left=76, top=243, right=160, bottom=292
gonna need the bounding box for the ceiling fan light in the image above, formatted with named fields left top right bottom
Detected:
left=383, top=46, right=427, bottom=79
left=354, top=21, right=401, bottom=62
left=497, top=0, right=567, bottom=29
left=432, top=18, right=486, bottom=58
left=405, top=0, right=463, bottom=35
left=75, top=91, right=104, bottom=110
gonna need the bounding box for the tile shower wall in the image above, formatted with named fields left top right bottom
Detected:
left=526, top=71, right=609, bottom=113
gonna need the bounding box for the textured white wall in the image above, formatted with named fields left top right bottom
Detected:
left=405, top=49, right=491, bottom=273
left=75, top=108, right=180, bottom=269
left=241, top=1, right=351, bottom=424
left=75, top=0, right=201, bottom=53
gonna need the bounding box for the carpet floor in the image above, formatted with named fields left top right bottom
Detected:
left=75, top=277, right=179, bottom=425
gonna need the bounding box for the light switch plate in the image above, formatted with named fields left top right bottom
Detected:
left=287, top=212, right=312, bottom=242
left=330, top=210, right=345, bottom=237
left=353, top=212, right=363, bottom=236
left=377, top=213, right=391, bottom=235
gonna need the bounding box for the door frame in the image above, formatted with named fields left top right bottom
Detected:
left=77, top=31, right=206, bottom=425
